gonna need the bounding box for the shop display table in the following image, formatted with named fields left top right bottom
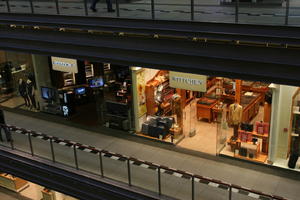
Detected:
left=228, top=138, right=268, bottom=163
left=197, top=97, right=218, bottom=123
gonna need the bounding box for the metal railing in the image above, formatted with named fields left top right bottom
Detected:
left=0, top=0, right=299, bottom=26
left=0, top=124, right=289, bottom=200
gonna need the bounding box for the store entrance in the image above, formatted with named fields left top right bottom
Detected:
left=134, top=68, right=272, bottom=160
left=178, top=90, right=220, bottom=155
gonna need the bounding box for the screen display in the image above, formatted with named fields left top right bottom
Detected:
left=89, top=77, right=104, bottom=88
left=75, top=87, right=86, bottom=95
left=41, top=87, right=54, bottom=100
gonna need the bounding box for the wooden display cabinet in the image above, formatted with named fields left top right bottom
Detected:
left=241, top=93, right=264, bottom=123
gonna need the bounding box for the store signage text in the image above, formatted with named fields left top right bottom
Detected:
left=51, top=56, right=78, bottom=73
left=171, top=76, right=203, bottom=86
left=169, top=71, right=207, bottom=92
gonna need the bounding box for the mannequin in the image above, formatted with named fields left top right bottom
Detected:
left=228, top=100, right=243, bottom=139
left=172, top=94, right=182, bottom=127
left=26, top=79, right=36, bottom=110
left=18, top=78, right=30, bottom=107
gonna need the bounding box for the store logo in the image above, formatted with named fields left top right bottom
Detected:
left=169, top=71, right=207, bottom=92
left=171, top=76, right=203, bottom=85
left=51, top=56, right=78, bottom=73
left=52, top=61, right=74, bottom=68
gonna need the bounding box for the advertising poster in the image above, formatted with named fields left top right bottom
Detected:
left=136, top=70, right=147, bottom=117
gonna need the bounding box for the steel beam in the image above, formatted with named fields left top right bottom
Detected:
left=0, top=13, right=300, bottom=46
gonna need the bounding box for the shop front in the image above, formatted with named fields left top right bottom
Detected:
left=39, top=56, right=133, bottom=129
left=0, top=51, right=298, bottom=171
left=130, top=66, right=299, bottom=171
left=131, top=67, right=271, bottom=156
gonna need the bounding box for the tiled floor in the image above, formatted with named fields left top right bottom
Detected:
left=0, top=96, right=23, bottom=109
left=2, top=110, right=300, bottom=200
left=178, top=119, right=218, bottom=155
left=178, top=104, right=265, bottom=156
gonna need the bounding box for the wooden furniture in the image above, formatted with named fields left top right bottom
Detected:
left=263, top=102, right=272, bottom=123
left=235, top=79, right=242, bottom=104
left=212, top=104, right=223, bottom=122
left=197, top=97, right=218, bottom=123
left=0, top=173, right=28, bottom=192
left=42, top=188, right=56, bottom=200
left=229, top=138, right=268, bottom=163
left=227, top=137, right=240, bottom=151
left=241, top=93, right=264, bottom=122
left=252, top=131, right=269, bottom=153
left=145, top=70, right=172, bottom=116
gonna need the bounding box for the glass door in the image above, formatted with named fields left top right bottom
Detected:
left=189, top=99, right=197, bottom=137
left=216, top=103, right=227, bottom=154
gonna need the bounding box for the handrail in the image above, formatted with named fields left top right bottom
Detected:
left=1, top=124, right=288, bottom=200
left=0, top=0, right=297, bottom=26
left=1, top=13, right=300, bottom=48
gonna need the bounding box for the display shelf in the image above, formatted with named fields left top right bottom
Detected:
left=293, top=111, right=300, bottom=115
left=291, top=133, right=299, bottom=137
left=251, top=131, right=269, bottom=138
left=136, top=132, right=171, bottom=141
left=235, top=153, right=268, bottom=164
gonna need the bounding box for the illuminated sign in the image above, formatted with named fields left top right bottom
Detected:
left=169, top=71, right=207, bottom=92
left=51, top=57, right=78, bottom=73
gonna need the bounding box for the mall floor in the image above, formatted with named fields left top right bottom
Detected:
left=178, top=104, right=265, bottom=156
left=2, top=110, right=300, bottom=200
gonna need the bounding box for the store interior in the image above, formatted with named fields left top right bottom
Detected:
left=101, top=64, right=132, bottom=131
left=44, top=59, right=103, bottom=126
left=0, top=52, right=38, bottom=112
left=0, top=172, right=77, bottom=200
left=41, top=59, right=133, bottom=129
left=133, top=68, right=272, bottom=163
left=0, top=52, right=298, bottom=169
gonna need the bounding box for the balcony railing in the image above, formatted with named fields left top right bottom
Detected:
left=0, top=124, right=289, bottom=200
left=0, top=0, right=299, bottom=26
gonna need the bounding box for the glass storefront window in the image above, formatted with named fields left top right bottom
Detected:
left=1, top=51, right=299, bottom=171
left=131, top=67, right=274, bottom=164
left=0, top=51, right=38, bottom=112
